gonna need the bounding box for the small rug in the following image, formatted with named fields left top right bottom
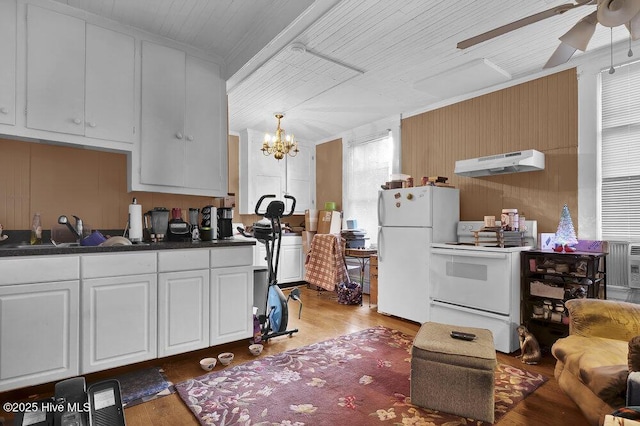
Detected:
left=114, top=366, right=175, bottom=408
left=176, top=326, right=547, bottom=425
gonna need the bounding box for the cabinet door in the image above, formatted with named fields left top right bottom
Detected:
left=26, top=5, right=85, bottom=135
left=158, top=270, right=210, bottom=357
left=85, top=24, right=135, bottom=143
left=210, top=266, right=253, bottom=345
left=140, top=41, right=186, bottom=186
left=239, top=129, right=286, bottom=214
left=0, top=0, right=16, bottom=126
left=81, top=274, right=157, bottom=374
left=279, top=242, right=304, bottom=283
left=0, top=281, right=79, bottom=392
left=184, top=55, right=226, bottom=191
left=286, top=142, right=315, bottom=213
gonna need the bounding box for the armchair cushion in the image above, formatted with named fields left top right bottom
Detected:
left=566, top=299, right=640, bottom=341
left=552, top=334, right=628, bottom=407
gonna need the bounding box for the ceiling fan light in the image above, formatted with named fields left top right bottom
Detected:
left=627, top=10, right=640, bottom=40
left=597, top=0, right=640, bottom=27
left=544, top=42, right=578, bottom=68
left=559, top=11, right=598, bottom=51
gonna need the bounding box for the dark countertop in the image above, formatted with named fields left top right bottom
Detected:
left=0, top=238, right=255, bottom=257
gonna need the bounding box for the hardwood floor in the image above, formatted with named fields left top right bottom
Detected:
left=0, top=286, right=587, bottom=425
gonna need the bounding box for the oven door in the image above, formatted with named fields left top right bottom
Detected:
left=430, top=247, right=513, bottom=315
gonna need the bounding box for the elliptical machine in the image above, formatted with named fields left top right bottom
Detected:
left=240, top=194, right=302, bottom=342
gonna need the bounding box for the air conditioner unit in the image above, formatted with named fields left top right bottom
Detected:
left=630, top=243, right=640, bottom=288
left=454, top=149, right=545, bottom=177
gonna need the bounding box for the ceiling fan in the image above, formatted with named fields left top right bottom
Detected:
left=457, top=0, right=640, bottom=68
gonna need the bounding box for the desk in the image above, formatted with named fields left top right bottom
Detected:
left=344, top=248, right=377, bottom=307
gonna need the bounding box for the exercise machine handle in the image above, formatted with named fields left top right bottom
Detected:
left=255, top=194, right=276, bottom=216
left=283, top=194, right=297, bottom=217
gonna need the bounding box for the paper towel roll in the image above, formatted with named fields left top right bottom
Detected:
left=129, top=200, right=143, bottom=242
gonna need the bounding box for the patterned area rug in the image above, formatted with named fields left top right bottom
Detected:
left=176, top=326, right=547, bottom=425
left=115, top=366, right=175, bottom=407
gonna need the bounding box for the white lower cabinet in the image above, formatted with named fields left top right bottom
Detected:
left=210, top=246, right=254, bottom=345
left=255, top=236, right=304, bottom=284
left=0, top=280, right=79, bottom=392
left=0, top=245, right=256, bottom=391
left=80, top=253, right=157, bottom=374
left=158, top=249, right=210, bottom=357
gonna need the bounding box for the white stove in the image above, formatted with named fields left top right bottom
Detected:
left=428, top=220, right=538, bottom=353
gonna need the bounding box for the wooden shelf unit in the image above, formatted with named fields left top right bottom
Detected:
left=520, top=250, right=606, bottom=349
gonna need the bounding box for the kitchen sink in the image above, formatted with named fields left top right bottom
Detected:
left=0, top=241, right=82, bottom=250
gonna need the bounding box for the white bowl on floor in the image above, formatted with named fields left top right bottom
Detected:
left=249, top=344, right=263, bottom=356
left=200, top=357, right=217, bottom=371
left=218, top=352, right=234, bottom=366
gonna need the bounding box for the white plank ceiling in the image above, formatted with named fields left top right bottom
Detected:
left=53, top=0, right=636, bottom=142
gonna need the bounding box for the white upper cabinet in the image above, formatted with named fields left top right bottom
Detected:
left=0, top=0, right=16, bottom=126
left=184, top=55, right=225, bottom=193
left=239, top=128, right=315, bottom=214
left=285, top=141, right=315, bottom=213
left=140, top=41, right=186, bottom=186
left=138, top=41, right=227, bottom=195
left=85, top=24, right=135, bottom=143
left=26, top=4, right=85, bottom=135
left=26, top=5, right=135, bottom=143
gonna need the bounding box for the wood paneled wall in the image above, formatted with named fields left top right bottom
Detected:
left=315, top=138, right=343, bottom=211
left=402, top=68, right=578, bottom=233
left=0, top=138, right=216, bottom=231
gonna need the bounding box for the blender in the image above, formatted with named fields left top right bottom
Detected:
left=167, top=208, right=190, bottom=241
left=146, top=208, right=169, bottom=242
left=189, top=208, right=200, bottom=240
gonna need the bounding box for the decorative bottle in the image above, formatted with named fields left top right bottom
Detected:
left=30, top=212, right=42, bottom=245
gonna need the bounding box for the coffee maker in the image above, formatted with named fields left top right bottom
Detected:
left=200, top=205, right=217, bottom=241
left=217, top=207, right=233, bottom=239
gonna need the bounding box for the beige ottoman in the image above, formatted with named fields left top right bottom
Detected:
left=411, top=322, right=497, bottom=423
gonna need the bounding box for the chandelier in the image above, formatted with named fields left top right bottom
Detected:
left=262, top=113, right=299, bottom=160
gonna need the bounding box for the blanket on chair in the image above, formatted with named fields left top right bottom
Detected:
left=304, top=234, right=348, bottom=291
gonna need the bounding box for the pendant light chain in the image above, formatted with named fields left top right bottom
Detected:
left=609, top=28, right=615, bottom=74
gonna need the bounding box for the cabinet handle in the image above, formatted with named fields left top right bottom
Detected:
left=0, top=107, right=8, bottom=114
left=87, top=121, right=96, bottom=128
left=73, top=118, right=82, bottom=125
left=176, top=132, right=183, bottom=140
left=186, top=135, right=194, bottom=141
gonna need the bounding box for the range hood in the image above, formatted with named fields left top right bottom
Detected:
left=454, top=149, right=545, bottom=177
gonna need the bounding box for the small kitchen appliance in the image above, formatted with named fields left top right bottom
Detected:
left=146, top=207, right=169, bottom=242
left=217, top=207, right=234, bottom=239
left=167, top=208, right=190, bottom=241
left=189, top=208, right=200, bottom=240
left=200, top=205, right=217, bottom=241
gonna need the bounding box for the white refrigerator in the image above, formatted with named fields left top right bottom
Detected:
left=377, top=186, right=459, bottom=323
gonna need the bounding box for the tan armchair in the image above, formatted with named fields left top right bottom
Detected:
left=552, top=299, right=640, bottom=426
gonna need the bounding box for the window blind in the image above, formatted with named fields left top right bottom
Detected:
left=344, top=132, right=392, bottom=245
left=600, top=60, right=640, bottom=241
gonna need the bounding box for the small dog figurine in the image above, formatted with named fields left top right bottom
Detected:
left=515, top=325, right=541, bottom=364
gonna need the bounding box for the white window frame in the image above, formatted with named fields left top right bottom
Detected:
left=598, top=59, right=640, bottom=242
left=343, top=130, right=393, bottom=246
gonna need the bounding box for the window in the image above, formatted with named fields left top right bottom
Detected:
left=343, top=131, right=392, bottom=246
left=600, top=60, right=640, bottom=241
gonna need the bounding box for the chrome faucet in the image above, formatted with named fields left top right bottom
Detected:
left=58, top=215, right=83, bottom=242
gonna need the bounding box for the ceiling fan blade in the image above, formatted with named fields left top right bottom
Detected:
left=559, top=11, right=598, bottom=51
left=543, top=42, right=578, bottom=68
left=457, top=3, right=585, bottom=49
